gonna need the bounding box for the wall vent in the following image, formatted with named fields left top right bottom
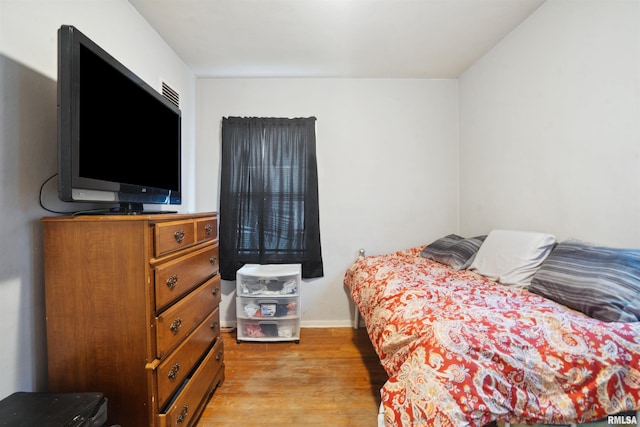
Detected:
left=162, top=82, right=180, bottom=108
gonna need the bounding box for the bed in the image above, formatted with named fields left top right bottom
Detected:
left=344, top=230, right=640, bottom=427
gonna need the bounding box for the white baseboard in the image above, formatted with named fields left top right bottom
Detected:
left=301, top=319, right=355, bottom=328
left=221, top=320, right=356, bottom=329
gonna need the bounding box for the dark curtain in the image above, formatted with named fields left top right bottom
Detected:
left=219, top=117, right=323, bottom=280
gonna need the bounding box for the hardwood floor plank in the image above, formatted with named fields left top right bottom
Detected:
left=197, top=327, right=387, bottom=426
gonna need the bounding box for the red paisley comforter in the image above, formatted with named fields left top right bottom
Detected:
left=344, top=247, right=640, bottom=427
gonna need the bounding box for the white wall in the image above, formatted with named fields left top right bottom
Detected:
left=196, top=78, right=459, bottom=326
left=459, top=0, right=640, bottom=247
left=0, top=0, right=195, bottom=398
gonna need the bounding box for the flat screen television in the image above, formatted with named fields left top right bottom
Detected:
left=57, top=25, right=181, bottom=214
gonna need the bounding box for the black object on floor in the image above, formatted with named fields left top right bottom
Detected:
left=0, top=392, right=107, bottom=427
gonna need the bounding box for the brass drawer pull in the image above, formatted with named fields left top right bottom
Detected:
left=210, top=256, right=217, bottom=266
left=174, top=230, right=185, bottom=243
left=216, top=350, right=223, bottom=361
left=204, top=224, right=213, bottom=235
left=170, top=317, right=182, bottom=334
left=166, top=274, right=179, bottom=290
left=210, top=320, right=219, bottom=330
left=212, top=286, right=219, bottom=297
left=168, top=363, right=180, bottom=380
left=177, top=404, right=189, bottom=423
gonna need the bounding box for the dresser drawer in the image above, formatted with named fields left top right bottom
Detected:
left=154, top=220, right=197, bottom=257
left=155, top=245, right=219, bottom=310
left=156, top=308, right=221, bottom=408
left=195, top=217, right=217, bottom=243
left=156, top=275, right=221, bottom=359
left=158, top=338, right=224, bottom=427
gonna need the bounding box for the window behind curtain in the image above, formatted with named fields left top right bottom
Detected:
left=219, top=117, right=323, bottom=280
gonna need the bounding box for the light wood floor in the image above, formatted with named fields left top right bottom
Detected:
left=197, top=327, right=388, bottom=426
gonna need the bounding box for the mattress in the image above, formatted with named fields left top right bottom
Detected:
left=344, top=247, right=640, bottom=427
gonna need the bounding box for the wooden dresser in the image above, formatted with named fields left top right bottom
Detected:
left=41, top=212, right=224, bottom=427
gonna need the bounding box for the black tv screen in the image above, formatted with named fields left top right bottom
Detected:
left=58, top=25, right=181, bottom=212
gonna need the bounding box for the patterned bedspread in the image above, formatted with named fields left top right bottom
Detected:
left=344, top=247, right=640, bottom=427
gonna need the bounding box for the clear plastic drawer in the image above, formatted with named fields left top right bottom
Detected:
left=236, top=318, right=300, bottom=343
left=236, top=296, right=298, bottom=320
left=236, top=264, right=300, bottom=297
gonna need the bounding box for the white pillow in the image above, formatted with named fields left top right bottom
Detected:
left=468, top=229, right=556, bottom=288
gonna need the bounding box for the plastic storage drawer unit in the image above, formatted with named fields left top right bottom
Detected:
left=236, top=264, right=301, bottom=343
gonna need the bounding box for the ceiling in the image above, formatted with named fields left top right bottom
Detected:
left=128, top=0, right=546, bottom=79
